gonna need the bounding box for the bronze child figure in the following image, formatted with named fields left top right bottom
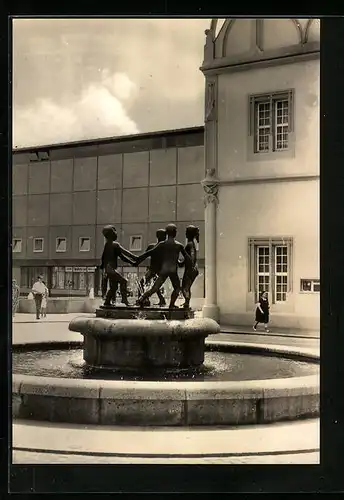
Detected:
left=135, top=223, right=191, bottom=309
left=138, top=228, right=167, bottom=307
left=100, top=225, right=138, bottom=307
left=179, top=225, right=200, bottom=309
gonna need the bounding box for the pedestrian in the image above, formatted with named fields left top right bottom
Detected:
left=253, top=290, right=270, bottom=333
left=31, top=275, right=46, bottom=320
left=40, top=281, right=49, bottom=318
left=12, top=279, right=20, bottom=317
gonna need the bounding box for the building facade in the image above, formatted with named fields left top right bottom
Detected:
left=201, top=18, right=320, bottom=330
left=12, top=127, right=205, bottom=300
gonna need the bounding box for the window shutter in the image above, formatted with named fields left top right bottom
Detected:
left=248, top=238, right=255, bottom=291
left=248, top=97, right=255, bottom=137
left=287, top=239, right=293, bottom=292
left=268, top=238, right=274, bottom=302
left=268, top=95, right=273, bottom=151
left=288, top=90, right=294, bottom=133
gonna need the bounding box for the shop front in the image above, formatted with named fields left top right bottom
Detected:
left=20, top=265, right=98, bottom=297
left=51, top=266, right=97, bottom=296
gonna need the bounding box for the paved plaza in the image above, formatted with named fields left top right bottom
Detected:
left=13, top=450, right=319, bottom=464
left=12, top=312, right=320, bottom=351
left=13, top=418, right=319, bottom=465
left=11, top=314, right=320, bottom=465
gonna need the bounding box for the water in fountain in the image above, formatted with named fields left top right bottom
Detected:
left=13, top=345, right=319, bottom=382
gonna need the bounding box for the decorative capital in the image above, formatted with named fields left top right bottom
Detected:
left=201, top=168, right=219, bottom=206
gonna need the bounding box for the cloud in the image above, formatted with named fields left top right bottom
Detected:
left=13, top=72, right=139, bottom=147
left=12, top=19, right=210, bottom=148
left=101, top=71, right=138, bottom=101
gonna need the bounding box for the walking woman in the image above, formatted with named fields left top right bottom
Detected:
left=253, top=290, right=270, bottom=333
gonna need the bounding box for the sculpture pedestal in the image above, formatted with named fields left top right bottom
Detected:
left=69, top=314, right=220, bottom=374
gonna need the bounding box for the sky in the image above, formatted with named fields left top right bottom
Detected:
left=12, top=18, right=211, bottom=148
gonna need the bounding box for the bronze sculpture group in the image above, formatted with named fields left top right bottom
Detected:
left=99, top=223, right=200, bottom=310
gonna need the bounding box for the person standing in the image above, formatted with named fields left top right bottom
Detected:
left=253, top=291, right=270, bottom=333
left=40, top=281, right=49, bottom=318
left=31, top=275, right=46, bottom=320
left=12, top=279, right=20, bottom=317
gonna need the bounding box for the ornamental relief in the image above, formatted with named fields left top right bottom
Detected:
left=205, top=79, right=217, bottom=122
left=201, top=168, right=219, bottom=206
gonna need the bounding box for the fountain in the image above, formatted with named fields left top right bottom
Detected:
left=12, top=224, right=319, bottom=426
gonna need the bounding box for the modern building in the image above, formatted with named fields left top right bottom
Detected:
left=12, top=127, right=205, bottom=301
left=201, top=18, right=320, bottom=330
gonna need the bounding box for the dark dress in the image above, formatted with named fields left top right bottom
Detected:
left=255, top=297, right=269, bottom=323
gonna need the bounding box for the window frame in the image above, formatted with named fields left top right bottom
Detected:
left=12, top=238, right=22, bottom=253
left=256, top=245, right=270, bottom=297
left=79, top=236, right=91, bottom=253
left=33, top=237, right=44, bottom=253
left=129, top=235, right=143, bottom=252
left=248, top=89, right=295, bottom=161
left=55, top=237, right=67, bottom=253
left=248, top=237, right=293, bottom=305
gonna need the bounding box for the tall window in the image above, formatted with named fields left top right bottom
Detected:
left=249, top=90, right=294, bottom=154
left=249, top=238, right=293, bottom=304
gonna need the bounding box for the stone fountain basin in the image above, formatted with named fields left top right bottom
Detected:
left=12, top=340, right=319, bottom=427
left=68, top=317, right=221, bottom=371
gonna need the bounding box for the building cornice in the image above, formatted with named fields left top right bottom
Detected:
left=201, top=42, right=320, bottom=76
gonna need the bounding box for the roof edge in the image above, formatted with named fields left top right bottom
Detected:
left=12, top=125, right=205, bottom=154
